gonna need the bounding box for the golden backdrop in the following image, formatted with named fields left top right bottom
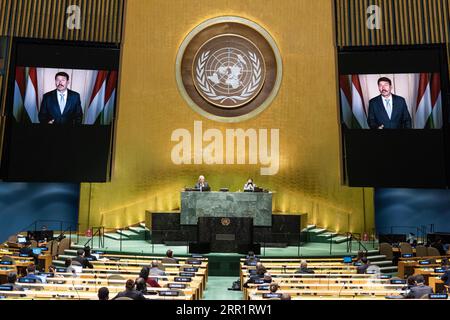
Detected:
left=78, top=0, right=374, bottom=234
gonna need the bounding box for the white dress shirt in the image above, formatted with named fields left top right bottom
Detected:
left=57, top=90, right=68, bottom=114
left=382, top=95, right=393, bottom=119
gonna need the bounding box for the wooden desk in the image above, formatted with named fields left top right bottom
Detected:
left=397, top=261, right=440, bottom=279
left=0, top=289, right=194, bottom=300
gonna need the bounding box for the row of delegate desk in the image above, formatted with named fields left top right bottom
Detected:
left=0, top=249, right=53, bottom=280
left=0, top=253, right=209, bottom=300
left=397, top=255, right=450, bottom=293
left=239, top=257, right=447, bottom=300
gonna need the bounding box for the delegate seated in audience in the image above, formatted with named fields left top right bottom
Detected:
left=139, top=266, right=161, bottom=287
left=112, top=279, right=146, bottom=300
left=354, top=250, right=366, bottom=263
left=19, top=241, right=39, bottom=264
left=263, top=273, right=273, bottom=283
left=150, top=260, right=166, bottom=276
left=84, top=246, right=98, bottom=261
left=406, top=275, right=416, bottom=290
left=441, top=268, right=450, bottom=287
left=4, top=272, right=24, bottom=291
left=356, top=257, right=370, bottom=274
left=47, top=265, right=65, bottom=283
left=135, top=277, right=148, bottom=294
left=269, top=283, right=279, bottom=293
left=406, top=275, right=433, bottom=299
left=98, top=287, right=109, bottom=300
left=280, top=293, right=291, bottom=300
left=23, top=264, right=45, bottom=283
left=73, top=249, right=94, bottom=268
left=295, top=260, right=315, bottom=274
left=161, top=249, right=178, bottom=264
left=243, top=264, right=267, bottom=288
left=65, top=258, right=78, bottom=275
left=431, top=238, right=446, bottom=256
left=245, top=251, right=259, bottom=265
left=406, top=233, right=417, bottom=246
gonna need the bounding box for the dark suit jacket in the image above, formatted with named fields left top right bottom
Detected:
left=73, top=256, right=93, bottom=269
left=406, top=284, right=433, bottom=299
left=367, top=94, right=412, bottom=129
left=295, top=267, right=315, bottom=274
left=38, top=89, right=83, bottom=125
left=194, top=182, right=210, bottom=191
left=112, top=289, right=146, bottom=300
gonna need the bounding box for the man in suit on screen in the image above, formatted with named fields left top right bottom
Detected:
left=38, top=71, right=83, bottom=125
left=367, top=77, right=412, bottom=129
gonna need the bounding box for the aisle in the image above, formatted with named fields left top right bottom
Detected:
left=202, top=276, right=243, bottom=300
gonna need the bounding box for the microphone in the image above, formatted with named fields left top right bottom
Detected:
left=338, top=280, right=347, bottom=298
left=72, top=279, right=81, bottom=301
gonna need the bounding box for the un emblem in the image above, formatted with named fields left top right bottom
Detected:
left=194, top=35, right=265, bottom=108
left=176, top=16, right=282, bottom=122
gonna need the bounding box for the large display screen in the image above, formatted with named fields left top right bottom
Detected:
left=340, top=73, right=442, bottom=129
left=337, top=45, right=450, bottom=188
left=13, top=67, right=117, bottom=125
left=0, top=38, right=120, bottom=182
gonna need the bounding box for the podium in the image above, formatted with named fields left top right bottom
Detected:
left=197, top=217, right=253, bottom=253
left=180, top=191, right=272, bottom=226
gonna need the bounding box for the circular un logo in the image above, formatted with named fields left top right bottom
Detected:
left=176, top=16, right=282, bottom=123
left=221, top=218, right=231, bottom=226
left=193, top=35, right=265, bottom=108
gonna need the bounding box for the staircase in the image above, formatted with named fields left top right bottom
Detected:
left=302, top=225, right=351, bottom=244
left=366, top=253, right=398, bottom=275
left=103, top=222, right=149, bottom=241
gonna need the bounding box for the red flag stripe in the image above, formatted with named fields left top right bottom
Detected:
left=416, top=73, right=429, bottom=111
left=88, top=70, right=108, bottom=107
left=104, top=71, right=118, bottom=104
left=430, top=73, right=441, bottom=107
left=15, top=67, right=26, bottom=98
left=351, top=75, right=366, bottom=116
left=28, top=67, right=39, bottom=111
left=339, top=75, right=352, bottom=106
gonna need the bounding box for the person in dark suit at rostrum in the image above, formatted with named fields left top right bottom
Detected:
left=38, top=71, right=83, bottom=125
left=195, top=175, right=211, bottom=191
left=367, top=77, right=412, bottom=129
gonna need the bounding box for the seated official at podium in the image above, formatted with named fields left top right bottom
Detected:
left=195, top=175, right=211, bottom=191
left=244, top=178, right=256, bottom=191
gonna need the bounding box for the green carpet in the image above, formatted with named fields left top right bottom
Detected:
left=202, top=277, right=243, bottom=300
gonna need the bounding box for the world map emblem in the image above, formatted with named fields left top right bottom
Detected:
left=193, top=35, right=266, bottom=108
left=176, top=16, right=282, bottom=123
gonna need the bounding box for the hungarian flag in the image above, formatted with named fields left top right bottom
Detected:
left=99, top=71, right=118, bottom=125
left=84, top=70, right=108, bottom=124
left=350, top=75, right=368, bottom=129
left=339, top=75, right=353, bottom=128
left=13, top=67, right=26, bottom=122
left=23, top=67, right=39, bottom=123
left=430, top=73, right=442, bottom=129
left=339, top=75, right=368, bottom=129
left=84, top=71, right=117, bottom=125
left=415, top=73, right=442, bottom=129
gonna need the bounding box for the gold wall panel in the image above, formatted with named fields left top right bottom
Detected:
left=336, top=0, right=450, bottom=77
left=78, top=0, right=374, bottom=234
left=0, top=0, right=124, bottom=43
